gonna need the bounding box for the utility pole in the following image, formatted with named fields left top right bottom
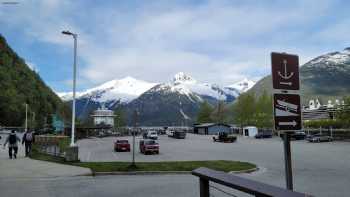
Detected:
left=131, top=110, right=138, bottom=167
left=32, top=112, right=35, bottom=129
left=25, top=103, right=28, bottom=132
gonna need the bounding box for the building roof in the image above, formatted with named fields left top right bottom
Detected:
left=194, top=123, right=231, bottom=128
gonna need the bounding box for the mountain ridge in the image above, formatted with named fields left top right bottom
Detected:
left=249, top=47, right=350, bottom=104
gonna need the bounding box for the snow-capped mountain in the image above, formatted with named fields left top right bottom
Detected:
left=306, top=47, right=350, bottom=67
left=58, top=76, right=157, bottom=103
left=124, top=73, right=254, bottom=125
left=150, top=72, right=244, bottom=103
left=225, top=78, right=256, bottom=93
left=58, top=73, right=256, bottom=125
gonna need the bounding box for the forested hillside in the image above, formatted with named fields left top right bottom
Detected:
left=0, top=34, right=70, bottom=127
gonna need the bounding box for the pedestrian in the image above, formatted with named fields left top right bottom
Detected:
left=3, top=130, right=21, bottom=159
left=22, top=129, right=35, bottom=157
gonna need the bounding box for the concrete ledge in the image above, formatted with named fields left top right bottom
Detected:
left=92, top=167, right=258, bottom=176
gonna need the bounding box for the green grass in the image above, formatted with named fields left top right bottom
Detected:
left=30, top=151, right=256, bottom=173
left=75, top=160, right=256, bottom=173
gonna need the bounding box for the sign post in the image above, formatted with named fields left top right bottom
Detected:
left=271, top=52, right=301, bottom=191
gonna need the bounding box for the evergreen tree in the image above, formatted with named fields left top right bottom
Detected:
left=232, top=92, right=257, bottom=128
left=114, top=108, right=127, bottom=127
left=255, top=91, right=273, bottom=128
left=212, top=100, right=226, bottom=123
left=196, top=101, right=214, bottom=123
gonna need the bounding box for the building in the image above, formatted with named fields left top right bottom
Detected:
left=193, top=123, right=231, bottom=135
left=303, top=98, right=346, bottom=121
left=242, top=126, right=258, bottom=137
left=91, top=105, right=116, bottom=126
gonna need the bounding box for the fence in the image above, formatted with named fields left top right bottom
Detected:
left=303, top=128, right=350, bottom=140
left=192, top=167, right=312, bottom=197
left=35, top=135, right=69, bottom=157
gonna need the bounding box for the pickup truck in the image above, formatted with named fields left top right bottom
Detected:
left=114, top=139, right=131, bottom=152
left=168, top=130, right=186, bottom=139
left=213, top=132, right=237, bottom=143
left=139, top=139, right=159, bottom=154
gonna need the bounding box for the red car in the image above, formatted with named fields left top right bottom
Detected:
left=139, top=139, right=159, bottom=154
left=114, top=139, right=130, bottom=152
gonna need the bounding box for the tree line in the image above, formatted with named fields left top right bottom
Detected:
left=197, top=92, right=350, bottom=129
left=196, top=91, right=273, bottom=128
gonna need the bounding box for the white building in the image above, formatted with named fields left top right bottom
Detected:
left=91, top=105, right=116, bottom=126
left=243, top=126, right=258, bottom=137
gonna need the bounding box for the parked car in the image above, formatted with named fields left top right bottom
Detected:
left=114, top=139, right=131, bottom=152
left=213, top=132, right=237, bottom=143
left=157, top=129, right=166, bottom=135
left=168, top=130, right=186, bottom=139
left=139, top=139, right=159, bottom=154
left=255, top=132, right=272, bottom=139
left=174, top=131, right=186, bottom=139
left=307, top=134, right=333, bottom=142
left=167, top=130, right=175, bottom=137
left=146, top=130, right=158, bottom=140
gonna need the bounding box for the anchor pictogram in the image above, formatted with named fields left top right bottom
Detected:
left=278, top=59, right=294, bottom=86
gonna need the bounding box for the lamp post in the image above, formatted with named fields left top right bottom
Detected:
left=62, top=30, right=78, bottom=147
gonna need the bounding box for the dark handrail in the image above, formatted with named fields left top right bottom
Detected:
left=192, top=167, right=312, bottom=197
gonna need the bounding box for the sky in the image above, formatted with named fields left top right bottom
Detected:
left=0, top=0, right=350, bottom=93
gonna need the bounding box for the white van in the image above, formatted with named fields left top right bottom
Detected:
left=147, top=130, right=158, bottom=140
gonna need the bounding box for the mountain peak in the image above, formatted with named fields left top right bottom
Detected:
left=173, top=72, right=196, bottom=84
left=226, top=78, right=255, bottom=93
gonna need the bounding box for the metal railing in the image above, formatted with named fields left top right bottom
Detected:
left=192, top=167, right=312, bottom=197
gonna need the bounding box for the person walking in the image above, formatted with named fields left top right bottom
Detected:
left=3, top=130, right=21, bottom=159
left=22, top=129, right=35, bottom=157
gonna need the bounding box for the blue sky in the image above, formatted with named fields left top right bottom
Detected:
left=1, top=0, right=350, bottom=92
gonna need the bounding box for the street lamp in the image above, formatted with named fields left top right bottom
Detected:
left=62, top=30, right=78, bottom=147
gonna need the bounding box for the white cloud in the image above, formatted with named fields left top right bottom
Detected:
left=2, top=0, right=347, bottom=90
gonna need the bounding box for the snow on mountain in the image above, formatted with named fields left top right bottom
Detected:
left=150, top=72, right=239, bottom=102
left=58, top=76, right=157, bottom=103
left=57, top=73, right=255, bottom=104
left=225, top=78, right=255, bottom=93
left=173, top=72, right=197, bottom=84
left=307, top=47, right=350, bottom=67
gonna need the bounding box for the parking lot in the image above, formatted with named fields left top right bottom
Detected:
left=78, top=133, right=350, bottom=196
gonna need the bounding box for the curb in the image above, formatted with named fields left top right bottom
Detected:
left=92, top=167, right=258, bottom=176
left=228, top=167, right=259, bottom=174
left=92, top=171, right=191, bottom=176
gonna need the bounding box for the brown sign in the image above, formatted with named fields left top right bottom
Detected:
left=271, top=52, right=300, bottom=91
left=273, top=94, right=302, bottom=130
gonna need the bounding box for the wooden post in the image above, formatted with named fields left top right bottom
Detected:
left=199, top=178, right=209, bottom=197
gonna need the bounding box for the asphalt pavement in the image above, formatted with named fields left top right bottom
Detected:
left=77, top=134, right=350, bottom=197
left=1, top=132, right=349, bottom=196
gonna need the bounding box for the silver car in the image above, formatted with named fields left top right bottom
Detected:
left=307, top=134, right=333, bottom=142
